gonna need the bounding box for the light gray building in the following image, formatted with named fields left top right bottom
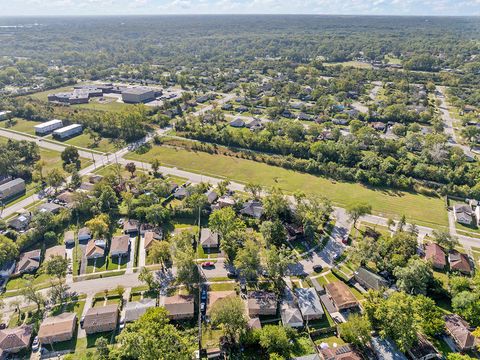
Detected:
left=53, top=124, right=83, bottom=139
left=34, top=119, right=63, bottom=135
left=0, top=178, right=25, bottom=201
left=122, top=87, right=156, bottom=104
left=295, top=288, right=324, bottom=321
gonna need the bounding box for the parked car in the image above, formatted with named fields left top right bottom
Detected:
left=0, top=323, right=6, bottom=330
left=201, top=288, right=207, bottom=301
left=32, top=336, right=40, bottom=352
left=313, top=265, right=323, bottom=273
left=201, top=262, right=214, bottom=268
left=227, top=271, right=238, bottom=279
left=200, top=302, right=206, bottom=313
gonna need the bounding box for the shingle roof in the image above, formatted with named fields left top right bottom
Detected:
left=163, top=295, right=194, bottom=317
left=295, top=288, right=324, bottom=318
left=324, top=282, right=358, bottom=310
left=124, top=298, right=156, bottom=322
left=85, top=239, right=105, bottom=258
left=280, top=302, right=303, bottom=327
left=448, top=250, right=472, bottom=274
left=425, top=243, right=446, bottom=268
left=15, top=249, right=41, bottom=274
left=444, top=314, right=475, bottom=350
left=200, top=228, right=219, bottom=248
left=144, top=231, right=161, bottom=250
left=354, top=267, right=389, bottom=290
left=0, top=325, right=32, bottom=352
left=45, top=245, right=66, bottom=260
left=38, top=312, right=76, bottom=342
left=83, top=305, right=118, bottom=329
left=110, top=235, right=130, bottom=255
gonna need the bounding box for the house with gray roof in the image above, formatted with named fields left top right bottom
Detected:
left=295, top=288, right=324, bottom=321
left=453, top=204, right=474, bottom=226
left=124, top=298, right=156, bottom=322
left=354, top=267, right=389, bottom=291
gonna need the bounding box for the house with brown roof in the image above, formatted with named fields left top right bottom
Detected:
left=14, top=249, right=41, bottom=275
left=83, top=305, right=118, bottom=334
left=45, top=245, right=66, bottom=261
left=163, top=294, right=194, bottom=320
left=319, top=344, right=362, bottom=360
left=0, top=325, right=32, bottom=356
left=425, top=243, right=446, bottom=270
left=144, top=231, right=162, bottom=252
left=248, top=291, right=277, bottom=317
left=85, top=239, right=106, bottom=260
left=110, top=235, right=130, bottom=257
left=200, top=228, right=219, bottom=249
left=38, top=313, right=77, bottom=344
left=64, top=230, right=75, bottom=246
left=56, top=191, right=75, bottom=207
left=448, top=250, right=472, bottom=274
left=406, top=334, right=439, bottom=360
left=444, top=314, right=476, bottom=352
left=324, top=282, right=359, bottom=311
left=123, top=219, right=138, bottom=235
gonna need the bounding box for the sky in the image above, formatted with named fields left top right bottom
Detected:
left=0, top=0, right=479, bottom=16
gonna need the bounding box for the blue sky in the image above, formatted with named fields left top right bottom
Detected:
left=0, top=0, right=479, bottom=16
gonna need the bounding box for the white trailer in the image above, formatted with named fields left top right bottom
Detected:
left=34, top=119, right=64, bottom=135
left=53, top=124, right=83, bottom=139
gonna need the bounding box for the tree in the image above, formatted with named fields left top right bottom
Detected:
left=111, top=307, right=194, bottom=359
left=125, top=162, right=136, bottom=178
left=61, top=146, right=80, bottom=170
left=412, top=295, right=444, bottom=336
left=448, top=275, right=471, bottom=297
left=21, top=275, right=44, bottom=312
left=209, top=207, right=246, bottom=260
left=46, top=168, right=65, bottom=194
left=234, top=237, right=262, bottom=281
left=95, top=337, right=110, bottom=360
left=115, top=285, right=125, bottom=299
left=264, top=245, right=295, bottom=290
left=217, top=179, right=230, bottom=196
left=245, top=182, right=262, bottom=200
left=452, top=291, right=480, bottom=326
left=122, top=191, right=134, bottom=218
left=258, top=325, right=292, bottom=357
left=44, top=255, right=69, bottom=279
left=33, top=160, right=46, bottom=183
left=394, top=257, right=433, bottom=295
left=210, top=296, right=247, bottom=344
left=338, top=314, right=372, bottom=347
left=447, top=354, right=476, bottom=360
left=260, top=220, right=287, bottom=247
left=431, top=230, right=459, bottom=251
left=184, top=193, right=208, bottom=212
left=172, top=232, right=197, bottom=287
left=85, top=213, right=110, bottom=239
left=145, top=204, right=171, bottom=227
left=373, top=291, right=418, bottom=352
left=138, top=267, right=158, bottom=292
left=95, top=184, right=119, bottom=214
left=263, top=187, right=289, bottom=220
left=69, top=169, right=81, bottom=189
left=0, top=235, right=18, bottom=265
left=347, top=203, right=372, bottom=229
left=147, top=241, right=171, bottom=270
left=151, top=158, right=161, bottom=177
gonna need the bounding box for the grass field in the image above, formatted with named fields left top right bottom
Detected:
left=1, top=118, right=43, bottom=135
left=64, top=133, right=117, bottom=153
left=126, top=145, right=448, bottom=228
left=324, top=61, right=373, bottom=69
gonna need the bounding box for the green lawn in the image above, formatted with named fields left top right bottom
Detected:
left=6, top=273, right=54, bottom=291
left=126, top=145, right=448, bottom=228
left=324, top=61, right=373, bottom=69
left=64, top=133, right=117, bottom=153
left=86, top=257, right=107, bottom=274
left=106, top=255, right=128, bottom=270
left=1, top=117, right=43, bottom=135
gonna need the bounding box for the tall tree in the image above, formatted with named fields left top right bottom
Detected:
left=347, top=203, right=372, bottom=229
left=234, top=237, right=262, bottom=281
left=147, top=241, right=171, bottom=270
left=394, top=257, right=433, bottom=295
left=61, top=146, right=80, bottom=170
left=338, top=314, right=372, bottom=348
left=210, top=296, right=247, bottom=344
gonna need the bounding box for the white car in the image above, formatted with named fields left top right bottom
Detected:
left=32, top=336, right=40, bottom=352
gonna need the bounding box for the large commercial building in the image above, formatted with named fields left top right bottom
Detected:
left=121, top=87, right=156, bottom=104
left=53, top=124, right=83, bottom=140
left=34, top=119, right=63, bottom=135
left=0, top=178, right=25, bottom=201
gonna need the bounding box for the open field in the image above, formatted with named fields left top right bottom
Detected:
left=324, top=61, right=373, bottom=69
left=1, top=118, right=43, bottom=135
left=64, top=133, right=118, bottom=153
left=126, top=145, right=448, bottom=228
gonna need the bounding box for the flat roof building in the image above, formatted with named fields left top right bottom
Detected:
left=122, top=87, right=156, bottom=104
left=53, top=124, right=83, bottom=140
left=34, top=119, right=63, bottom=135
left=0, top=178, right=25, bottom=201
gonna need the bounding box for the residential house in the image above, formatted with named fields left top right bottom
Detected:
left=163, top=295, right=195, bottom=320
left=0, top=325, right=32, bottom=356
left=173, top=187, right=189, bottom=199
left=293, top=355, right=320, bottom=360
left=200, top=228, right=219, bottom=250
left=144, top=231, right=162, bottom=253
left=64, top=230, right=75, bottom=246
left=78, top=227, right=92, bottom=242
left=354, top=267, right=389, bottom=291
left=280, top=302, right=304, bottom=328
left=8, top=213, right=31, bottom=231
left=406, top=335, right=440, bottom=360
left=444, top=314, right=476, bottom=352
left=38, top=313, right=77, bottom=344
left=371, top=337, right=408, bottom=360
left=45, top=245, right=66, bottom=260
left=448, top=250, right=472, bottom=274
left=248, top=291, right=277, bottom=317
left=37, top=202, right=62, bottom=214
left=324, top=282, right=359, bottom=311
left=319, top=344, right=362, bottom=360
left=247, top=317, right=262, bottom=330
left=15, top=249, right=41, bottom=275
left=0, top=260, right=15, bottom=279
left=206, top=190, right=218, bottom=204
left=110, top=235, right=130, bottom=257
left=424, top=243, right=446, bottom=270
left=371, top=122, right=386, bottom=132
left=295, top=288, right=324, bottom=321
left=245, top=118, right=263, bottom=129
left=85, top=239, right=106, bottom=260
left=0, top=178, right=25, bottom=202
left=453, top=204, right=474, bottom=226
left=216, top=195, right=235, bottom=208
left=240, top=200, right=264, bottom=219
left=83, top=305, right=119, bottom=334
left=229, top=118, right=245, bottom=128
left=123, top=220, right=138, bottom=235
left=56, top=191, right=75, bottom=207
left=124, top=298, right=156, bottom=323
left=88, top=174, right=103, bottom=184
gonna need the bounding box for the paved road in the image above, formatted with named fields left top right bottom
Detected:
left=435, top=86, right=476, bottom=159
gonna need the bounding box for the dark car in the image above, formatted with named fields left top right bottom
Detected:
left=0, top=323, right=6, bottom=330
left=227, top=271, right=238, bottom=279
left=201, top=288, right=207, bottom=301
left=313, top=265, right=323, bottom=273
